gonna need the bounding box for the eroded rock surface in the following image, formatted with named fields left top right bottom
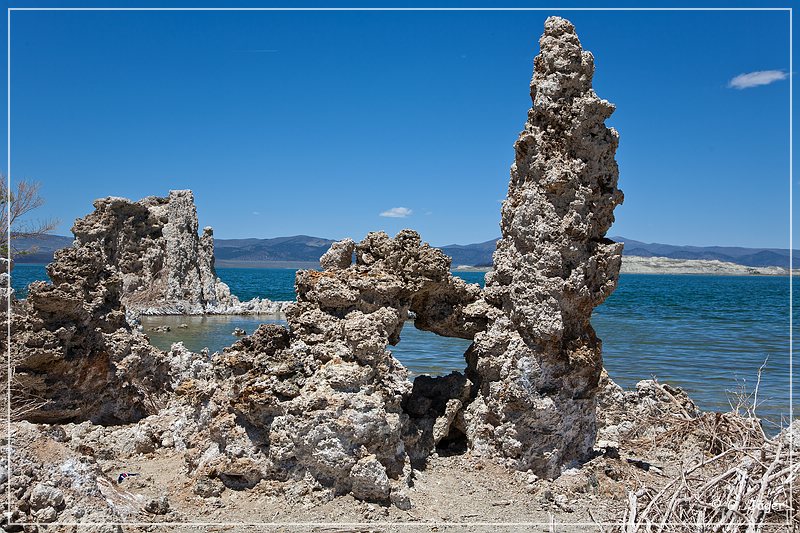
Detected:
left=67, top=190, right=259, bottom=316
left=9, top=234, right=175, bottom=423
left=182, top=230, right=485, bottom=506
left=5, top=191, right=247, bottom=423
left=5, top=16, right=628, bottom=515
left=463, top=16, right=624, bottom=477
left=596, top=370, right=701, bottom=444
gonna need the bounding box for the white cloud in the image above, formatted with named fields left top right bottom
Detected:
left=379, top=207, right=413, bottom=218
left=728, top=70, right=788, bottom=89
left=252, top=211, right=260, bottom=215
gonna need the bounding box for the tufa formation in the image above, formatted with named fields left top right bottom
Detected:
left=6, top=190, right=282, bottom=423
left=183, top=230, right=486, bottom=507
left=463, top=16, right=624, bottom=476
left=4, top=16, right=624, bottom=516
left=70, top=190, right=235, bottom=315
left=65, top=189, right=282, bottom=317
left=8, top=222, right=173, bottom=423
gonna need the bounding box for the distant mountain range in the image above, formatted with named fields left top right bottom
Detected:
left=439, top=239, right=500, bottom=267
left=11, top=234, right=74, bottom=264
left=10, top=234, right=799, bottom=269
left=214, top=235, right=336, bottom=263
left=442, top=236, right=799, bottom=269
left=610, top=237, right=799, bottom=269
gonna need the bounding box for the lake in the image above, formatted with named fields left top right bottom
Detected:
left=10, top=264, right=797, bottom=430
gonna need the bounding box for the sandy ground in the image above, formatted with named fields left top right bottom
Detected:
left=36, top=436, right=789, bottom=532
left=18, top=423, right=693, bottom=533
left=90, top=449, right=626, bottom=532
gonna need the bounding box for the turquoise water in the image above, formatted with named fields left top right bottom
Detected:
left=140, top=314, right=288, bottom=354
left=9, top=264, right=48, bottom=299
left=10, top=264, right=796, bottom=429
left=217, top=267, right=298, bottom=301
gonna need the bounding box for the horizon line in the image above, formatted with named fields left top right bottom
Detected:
left=12, top=231, right=800, bottom=252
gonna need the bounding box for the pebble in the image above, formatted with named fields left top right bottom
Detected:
left=29, top=484, right=64, bottom=511
left=34, top=506, right=58, bottom=523
left=144, top=495, right=170, bottom=515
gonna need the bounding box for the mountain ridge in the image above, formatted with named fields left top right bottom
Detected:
left=10, top=234, right=799, bottom=269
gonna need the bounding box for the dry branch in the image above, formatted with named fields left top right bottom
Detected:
left=619, top=411, right=797, bottom=531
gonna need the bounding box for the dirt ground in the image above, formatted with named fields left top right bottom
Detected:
left=5, top=380, right=795, bottom=532
left=65, top=439, right=647, bottom=532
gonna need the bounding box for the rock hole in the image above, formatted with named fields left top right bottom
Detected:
left=436, top=425, right=468, bottom=456
left=389, top=320, right=472, bottom=377
left=393, top=321, right=475, bottom=467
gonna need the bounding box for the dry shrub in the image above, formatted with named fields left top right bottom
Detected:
left=0, top=304, right=49, bottom=426
left=618, top=363, right=798, bottom=532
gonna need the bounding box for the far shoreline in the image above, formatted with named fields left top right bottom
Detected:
left=453, top=257, right=798, bottom=277
left=13, top=258, right=798, bottom=277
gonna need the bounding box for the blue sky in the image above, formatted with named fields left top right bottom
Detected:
left=1, top=3, right=794, bottom=248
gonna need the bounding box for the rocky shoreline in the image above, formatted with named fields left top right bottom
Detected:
left=3, top=368, right=794, bottom=530
left=128, top=297, right=289, bottom=320
left=456, top=255, right=795, bottom=276
left=620, top=255, right=794, bottom=276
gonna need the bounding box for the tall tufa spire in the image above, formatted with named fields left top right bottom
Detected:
left=464, top=16, right=625, bottom=477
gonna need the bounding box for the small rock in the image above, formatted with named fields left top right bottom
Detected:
left=133, top=429, right=155, bottom=454
left=206, top=496, right=225, bottom=508
left=193, top=477, right=224, bottom=498
left=390, top=489, right=412, bottom=510
left=43, top=425, right=68, bottom=443
left=34, top=506, right=58, bottom=523
left=604, top=465, right=622, bottom=481
left=595, top=439, right=620, bottom=459
left=349, top=456, right=390, bottom=501
left=144, top=495, right=170, bottom=515
left=554, top=493, right=574, bottom=513
left=29, top=484, right=64, bottom=511
left=178, top=323, right=189, bottom=329
left=232, top=327, right=247, bottom=337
